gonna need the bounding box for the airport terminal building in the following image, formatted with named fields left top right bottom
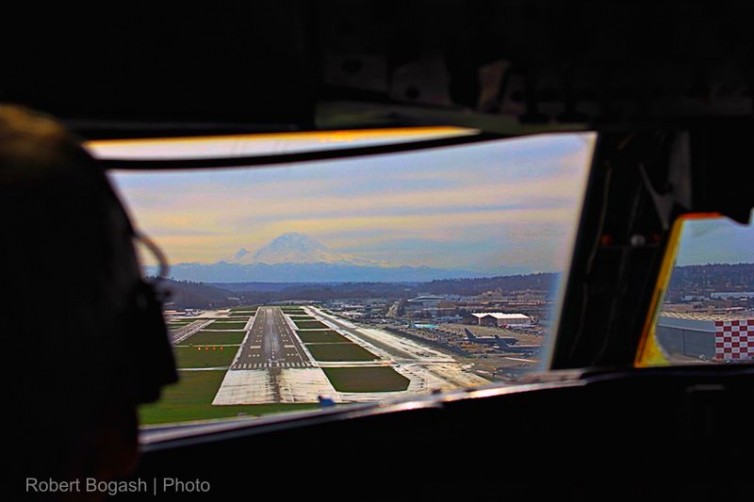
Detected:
left=657, top=312, right=754, bottom=362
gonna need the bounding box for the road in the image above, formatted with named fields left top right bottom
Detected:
left=169, top=319, right=216, bottom=344
left=310, top=308, right=439, bottom=360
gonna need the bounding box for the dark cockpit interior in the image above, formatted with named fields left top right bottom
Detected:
left=4, top=2, right=753, bottom=500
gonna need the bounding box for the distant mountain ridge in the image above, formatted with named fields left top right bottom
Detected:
left=167, top=232, right=483, bottom=283
left=159, top=263, right=754, bottom=310
left=163, top=272, right=561, bottom=309
left=166, top=261, right=484, bottom=283
left=667, top=262, right=754, bottom=294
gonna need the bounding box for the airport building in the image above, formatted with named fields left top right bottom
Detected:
left=657, top=312, right=754, bottom=361
left=710, top=291, right=754, bottom=300
left=472, top=312, right=531, bottom=327
left=406, top=295, right=457, bottom=319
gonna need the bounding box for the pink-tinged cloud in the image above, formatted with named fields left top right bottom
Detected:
left=111, top=132, right=595, bottom=272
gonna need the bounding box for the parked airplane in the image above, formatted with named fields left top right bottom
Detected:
left=464, top=329, right=540, bottom=355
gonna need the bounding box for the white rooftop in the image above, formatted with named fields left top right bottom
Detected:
left=472, top=313, right=530, bottom=320
left=660, top=311, right=754, bottom=322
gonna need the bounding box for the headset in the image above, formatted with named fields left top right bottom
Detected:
left=1, top=103, right=178, bottom=407
left=80, top=127, right=178, bottom=406
left=2, top=105, right=180, bottom=493
left=127, top=230, right=179, bottom=404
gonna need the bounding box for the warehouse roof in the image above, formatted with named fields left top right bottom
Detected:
left=472, top=313, right=530, bottom=320
left=660, top=311, right=754, bottom=322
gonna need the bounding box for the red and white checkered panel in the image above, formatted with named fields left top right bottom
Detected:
left=715, top=319, right=754, bottom=361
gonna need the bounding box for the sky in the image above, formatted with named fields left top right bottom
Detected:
left=106, top=131, right=597, bottom=276
left=674, top=212, right=754, bottom=266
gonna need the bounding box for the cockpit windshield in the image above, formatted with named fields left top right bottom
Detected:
left=93, top=130, right=595, bottom=427
left=643, top=211, right=754, bottom=366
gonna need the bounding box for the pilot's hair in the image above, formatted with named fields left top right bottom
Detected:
left=1, top=104, right=142, bottom=480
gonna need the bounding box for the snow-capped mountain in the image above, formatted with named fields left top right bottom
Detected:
left=226, top=232, right=370, bottom=266
left=167, top=232, right=483, bottom=283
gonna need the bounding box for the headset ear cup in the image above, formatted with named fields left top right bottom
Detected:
left=126, top=280, right=178, bottom=404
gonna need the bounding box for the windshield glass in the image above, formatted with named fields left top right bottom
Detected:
left=645, top=211, right=754, bottom=366
left=99, top=131, right=595, bottom=427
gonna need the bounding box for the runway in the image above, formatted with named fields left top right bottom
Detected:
left=213, top=306, right=338, bottom=405
left=231, top=306, right=313, bottom=371
left=213, top=305, right=490, bottom=405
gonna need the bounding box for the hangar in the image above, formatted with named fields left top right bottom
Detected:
left=657, top=313, right=754, bottom=362
left=472, top=312, right=531, bottom=328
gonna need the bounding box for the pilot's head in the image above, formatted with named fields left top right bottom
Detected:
left=0, top=104, right=172, bottom=495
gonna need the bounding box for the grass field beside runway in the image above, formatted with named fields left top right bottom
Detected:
left=208, top=321, right=248, bottom=330
left=289, top=315, right=313, bottom=320
left=139, top=370, right=319, bottom=425
left=173, top=346, right=237, bottom=368
left=229, top=308, right=257, bottom=315
left=294, top=319, right=329, bottom=329
left=297, top=329, right=348, bottom=343
left=182, top=330, right=246, bottom=345
left=323, top=367, right=410, bottom=392
left=306, top=343, right=379, bottom=361
left=167, top=319, right=196, bottom=327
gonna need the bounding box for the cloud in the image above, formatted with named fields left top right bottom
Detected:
left=675, top=214, right=754, bottom=266
left=112, top=133, right=594, bottom=272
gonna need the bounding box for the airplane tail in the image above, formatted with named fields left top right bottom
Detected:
left=493, top=335, right=513, bottom=348
left=464, top=329, right=478, bottom=341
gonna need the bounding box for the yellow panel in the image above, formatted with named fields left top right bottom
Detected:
left=634, top=213, right=721, bottom=367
